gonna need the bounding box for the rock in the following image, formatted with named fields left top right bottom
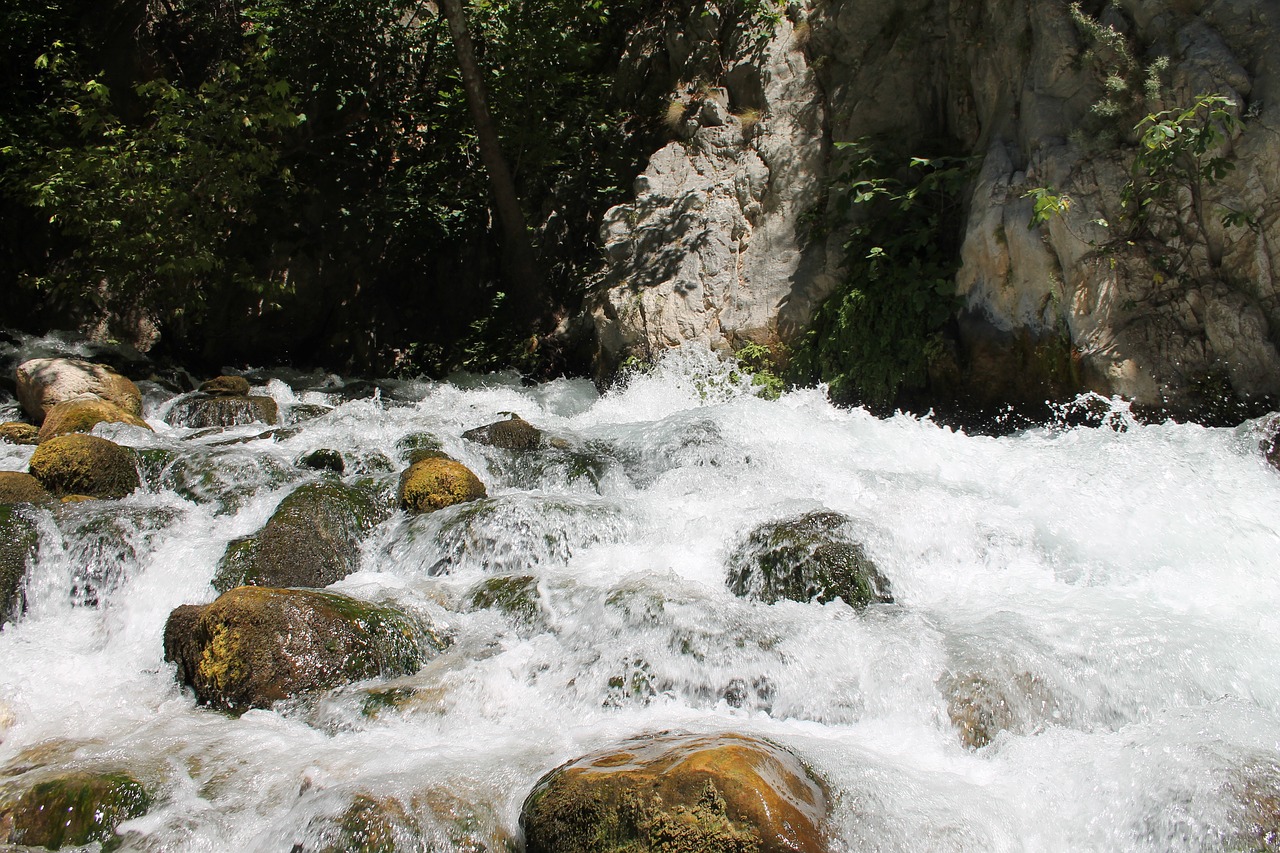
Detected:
left=15, top=358, right=142, bottom=424
left=397, top=458, right=486, bottom=515
left=163, top=586, right=443, bottom=714
left=0, top=506, right=38, bottom=627
left=286, top=403, right=335, bottom=425
left=726, top=511, right=892, bottom=607
left=36, top=397, right=152, bottom=442
left=140, top=445, right=297, bottom=514
left=0, top=769, right=151, bottom=850
left=296, top=790, right=511, bottom=853
left=299, top=448, right=345, bottom=474
left=53, top=502, right=183, bottom=607
left=941, top=670, right=1060, bottom=750
left=521, top=732, right=829, bottom=853
left=466, top=575, right=542, bottom=627
left=28, top=434, right=140, bottom=499
left=1229, top=761, right=1280, bottom=851
left=165, top=394, right=279, bottom=428
left=0, top=473, right=52, bottom=506
left=198, top=375, right=251, bottom=396
left=212, top=480, right=388, bottom=592
left=394, top=432, right=445, bottom=463
left=0, top=423, right=37, bottom=446
left=1262, top=417, right=1280, bottom=471
left=463, top=414, right=542, bottom=451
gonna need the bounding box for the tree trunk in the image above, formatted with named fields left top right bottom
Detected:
left=437, top=0, right=542, bottom=325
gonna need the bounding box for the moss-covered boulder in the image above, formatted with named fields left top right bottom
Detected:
left=15, top=357, right=142, bottom=424
left=726, top=511, right=892, bottom=607
left=0, top=506, right=38, bottom=627
left=0, top=473, right=52, bottom=506
left=28, top=434, right=139, bottom=500
left=299, top=448, right=345, bottom=474
left=165, top=394, right=279, bottom=428
left=212, top=480, right=388, bottom=592
left=466, top=575, right=543, bottom=627
left=463, top=414, right=542, bottom=451
left=522, top=732, right=829, bottom=853
left=0, top=770, right=151, bottom=850
left=0, top=422, right=38, bottom=446
left=163, top=586, right=444, bottom=714
left=198, top=375, right=251, bottom=396
left=36, top=397, right=152, bottom=442
left=397, top=458, right=486, bottom=515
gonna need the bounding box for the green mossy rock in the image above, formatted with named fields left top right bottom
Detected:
left=0, top=423, right=38, bottom=446
left=463, top=414, right=542, bottom=451
left=28, top=434, right=140, bottom=500
left=163, top=586, right=444, bottom=714
left=521, top=732, right=829, bottom=853
left=36, top=397, right=152, bottom=442
left=0, top=473, right=53, bottom=506
left=300, top=448, right=345, bottom=474
left=212, top=480, right=388, bottom=592
left=165, top=394, right=279, bottom=428
left=466, top=575, right=542, bottom=627
left=0, top=506, right=38, bottom=627
left=0, top=770, right=150, bottom=850
left=198, top=375, right=251, bottom=396
left=726, top=511, right=892, bottom=607
left=397, top=458, right=486, bottom=515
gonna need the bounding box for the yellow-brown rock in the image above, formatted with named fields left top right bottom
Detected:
left=0, top=423, right=38, bottom=446
left=397, top=458, right=486, bottom=514
left=521, top=732, right=829, bottom=853
left=28, top=434, right=139, bottom=499
left=198, top=375, right=252, bottom=396
left=15, top=357, right=142, bottom=424
left=0, top=472, right=53, bottom=506
left=37, top=397, right=152, bottom=442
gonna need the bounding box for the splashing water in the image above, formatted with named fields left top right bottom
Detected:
left=1, top=347, right=1279, bottom=851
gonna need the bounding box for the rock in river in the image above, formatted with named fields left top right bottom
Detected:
left=37, top=397, right=152, bottom=442
left=0, top=769, right=151, bottom=850
left=28, top=434, right=140, bottom=500
left=397, top=458, right=486, bottom=515
left=15, top=357, right=142, bottom=424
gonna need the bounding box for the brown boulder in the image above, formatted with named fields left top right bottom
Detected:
left=198, top=375, right=252, bottom=396
left=463, top=414, right=542, bottom=451
left=0, top=423, right=38, bottom=445
left=37, top=397, right=152, bottom=442
left=15, top=358, right=142, bottom=424
left=165, top=394, right=279, bottom=428
left=397, top=458, right=486, bottom=514
left=0, top=472, right=52, bottom=506
left=28, top=434, right=140, bottom=499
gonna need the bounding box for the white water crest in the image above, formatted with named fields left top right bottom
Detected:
left=2, top=347, right=1280, bottom=851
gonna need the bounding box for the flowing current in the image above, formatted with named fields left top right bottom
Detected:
left=3, top=347, right=1280, bottom=851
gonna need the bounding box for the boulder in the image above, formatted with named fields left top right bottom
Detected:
left=15, top=358, right=142, bottom=424
left=0, top=473, right=52, bottom=506
left=213, top=480, right=388, bottom=592
left=726, top=511, right=892, bottom=607
left=296, top=791, right=511, bottom=853
left=0, top=505, right=38, bottom=627
left=0, top=769, right=151, bottom=850
left=299, top=448, right=345, bottom=474
left=397, top=458, right=486, bottom=514
left=28, top=434, right=140, bottom=499
left=163, top=586, right=444, bottom=714
left=395, top=432, right=444, bottom=463
left=940, top=670, right=1060, bottom=750
left=165, top=394, right=279, bottom=428
left=463, top=414, right=542, bottom=451
left=0, top=423, right=37, bottom=446
left=36, top=397, right=152, bottom=442
left=466, top=575, right=543, bottom=627
left=521, top=732, right=829, bottom=853
left=198, top=375, right=251, bottom=396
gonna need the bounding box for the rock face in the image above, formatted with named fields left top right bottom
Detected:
left=462, top=414, right=542, bottom=451
left=726, top=511, right=893, bottom=607
left=28, top=434, right=140, bottom=499
left=521, top=732, right=829, bottom=853
left=37, top=397, right=152, bottom=442
left=15, top=357, right=142, bottom=424
left=165, top=394, right=279, bottom=428
left=397, top=458, right=486, bottom=514
left=163, top=586, right=441, bottom=714
left=213, top=481, right=387, bottom=592
left=0, top=769, right=151, bottom=850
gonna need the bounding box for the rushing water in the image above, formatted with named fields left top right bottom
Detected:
left=2, top=346, right=1280, bottom=851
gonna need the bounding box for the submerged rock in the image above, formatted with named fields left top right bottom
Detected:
left=296, top=790, right=511, bottom=853
left=36, top=397, right=152, bottom=442
left=213, top=480, right=388, bottom=592
left=394, top=432, right=444, bottom=463
left=0, top=506, right=38, bottom=627
left=198, top=375, right=251, bottom=396
left=463, top=414, right=542, bottom=451
left=397, top=458, right=486, bottom=514
left=0, top=473, right=53, bottom=506
left=0, top=769, right=151, bottom=850
left=15, top=357, right=142, bottom=424
left=140, top=446, right=296, bottom=514
left=28, top=434, right=139, bottom=499
left=940, top=670, right=1060, bottom=750
left=0, top=422, right=37, bottom=445
left=726, top=511, right=892, bottom=607
left=299, top=448, right=345, bottom=474
left=466, top=575, right=542, bottom=627
left=165, top=394, right=279, bottom=428
left=163, top=586, right=444, bottom=714
left=521, top=732, right=829, bottom=853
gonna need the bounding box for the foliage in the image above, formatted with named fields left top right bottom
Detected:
left=793, top=143, right=971, bottom=408
left=1067, top=1, right=1168, bottom=150
left=732, top=342, right=784, bottom=399
left=1025, top=186, right=1071, bottom=229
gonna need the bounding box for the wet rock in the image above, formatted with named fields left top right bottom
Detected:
left=198, top=375, right=251, bottom=396
left=0, top=506, right=38, bottom=627
left=36, top=397, right=152, bottom=442
left=15, top=358, right=142, bottom=424
left=295, top=790, right=511, bottom=853
left=0, top=473, right=52, bottom=506
left=397, top=458, right=486, bottom=515
left=1262, top=417, right=1280, bottom=471
left=941, top=670, right=1059, bottom=750
left=466, top=575, right=542, bottom=627
left=726, top=511, right=892, bottom=607
left=28, top=434, right=139, bottom=499
left=140, top=445, right=296, bottom=514
left=0, top=423, right=37, bottom=446
left=522, top=732, right=829, bottom=853
left=394, top=432, right=445, bottom=464
left=286, top=403, right=335, bottom=425
left=54, top=502, right=184, bottom=607
left=163, top=586, right=444, bottom=714
left=213, top=480, right=388, bottom=592
left=299, top=449, right=345, bottom=474
left=1229, top=760, right=1280, bottom=851
left=165, top=394, right=279, bottom=428
left=0, top=769, right=151, bottom=850
left=463, top=414, right=542, bottom=451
